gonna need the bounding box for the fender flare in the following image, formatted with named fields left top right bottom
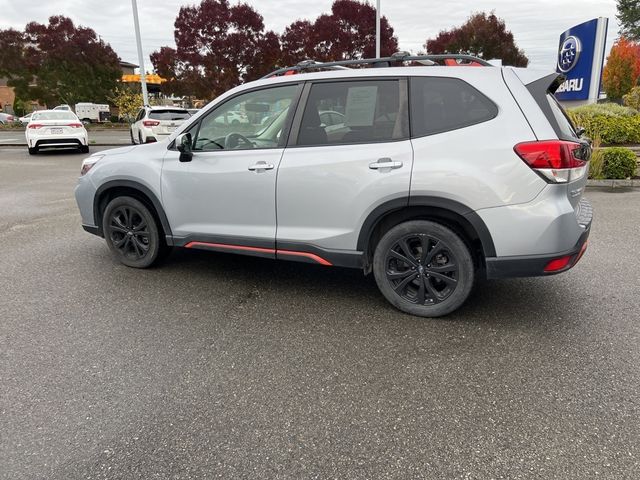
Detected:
left=356, top=196, right=496, bottom=258
left=93, top=180, right=172, bottom=237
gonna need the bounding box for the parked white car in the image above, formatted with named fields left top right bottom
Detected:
left=130, top=106, right=191, bottom=144
left=26, top=110, right=89, bottom=155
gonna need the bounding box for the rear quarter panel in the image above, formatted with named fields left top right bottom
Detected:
left=409, top=68, right=547, bottom=210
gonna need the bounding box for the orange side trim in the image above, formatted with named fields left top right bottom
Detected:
left=277, top=250, right=333, bottom=266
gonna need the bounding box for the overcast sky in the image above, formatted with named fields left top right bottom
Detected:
left=0, top=0, right=619, bottom=71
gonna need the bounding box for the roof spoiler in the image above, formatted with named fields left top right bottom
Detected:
left=510, top=69, right=566, bottom=94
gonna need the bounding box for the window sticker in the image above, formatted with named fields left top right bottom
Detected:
left=344, top=86, right=378, bottom=127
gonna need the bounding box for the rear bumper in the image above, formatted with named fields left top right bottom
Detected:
left=485, top=198, right=592, bottom=279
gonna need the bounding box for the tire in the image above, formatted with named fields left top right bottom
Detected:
left=139, top=132, right=144, bottom=144
left=102, top=196, right=168, bottom=268
left=28, top=147, right=38, bottom=155
left=82, top=118, right=91, bottom=124
left=80, top=145, right=89, bottom=154
left=373, top=220, right=475, bottom=317
left=130, top=129, right=136, bottom=144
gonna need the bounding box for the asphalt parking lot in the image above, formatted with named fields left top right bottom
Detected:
left=1, top=146, right=639, bottom=479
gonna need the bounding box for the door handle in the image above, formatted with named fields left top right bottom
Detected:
left=248, top=162, right=274, bottom=171
left=369, top=158, right=403, bottom=170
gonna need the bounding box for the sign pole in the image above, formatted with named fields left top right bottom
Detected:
left=375, top=0, right=381, bottom=58
left=131, top=0, right=149, bottom=106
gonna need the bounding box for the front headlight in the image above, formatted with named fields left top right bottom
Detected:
left=80, top=154, right=104, bottom=176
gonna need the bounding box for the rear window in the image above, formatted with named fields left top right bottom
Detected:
left=410, top=77, right=498, bottom=137
left=32, top=111, right=77, bottom=121
left=148, top=110, right=190, bottom=121
left=547, top=94, right=578, bottom=139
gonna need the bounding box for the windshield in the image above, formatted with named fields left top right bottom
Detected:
left=547, top=94, right=578, bottom=139
left=149, top=110, right=191, bottom=121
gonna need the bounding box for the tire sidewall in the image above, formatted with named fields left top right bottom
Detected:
left=102, top=196, right=161, bottom=268
left=373, top=220, right=475, bottom=317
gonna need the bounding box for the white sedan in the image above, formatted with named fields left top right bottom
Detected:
left=26, top=110, right=89, bottom=155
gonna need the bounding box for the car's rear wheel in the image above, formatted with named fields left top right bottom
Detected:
left=138, top=132, right=144, bottom=144
left=79, top=145, right=89, bottom=154
left=130, top=129, right=136, bottom=144
left=102, top=196, right=167, bottom=268
left=28, top=147, right=38, bottom=155
left=373, top=220, right=474, bottom=317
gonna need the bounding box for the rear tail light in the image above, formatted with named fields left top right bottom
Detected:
left=514, top=140, right=589, bottom=183
left=68, top=123, right=83, bottom=128
left=143, top=120, right=160, bottom=127
left=544, top=255, right=572, bottom=272
left=28, top=123, right=43, bottom=129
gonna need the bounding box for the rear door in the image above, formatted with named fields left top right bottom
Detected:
left=276, top=78, right=413, bottom=254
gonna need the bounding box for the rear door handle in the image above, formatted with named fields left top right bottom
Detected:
left=248, top=162, right=274, bottom=171
left=369, top=157, right=403, bottom=170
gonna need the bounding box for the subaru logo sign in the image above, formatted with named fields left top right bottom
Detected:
left=558, top=36, right=581, bottom=73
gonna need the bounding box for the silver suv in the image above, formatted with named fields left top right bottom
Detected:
left=75, top=55, right=592, bottom=317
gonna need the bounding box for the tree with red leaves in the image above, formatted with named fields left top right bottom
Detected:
left=280, top=0, right=398, bottom=66
left=151, top=0, right=281, bottom=100
left=0, top=16, right=121, bottom=106
left=425, top=12, right=528, bottom=67
left=602, top=37, right=640, bottom=100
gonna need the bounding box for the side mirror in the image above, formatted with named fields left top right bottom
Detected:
left=176, top=132, right=193, bottom=162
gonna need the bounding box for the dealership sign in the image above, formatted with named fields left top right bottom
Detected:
left=555, top=18, right=609, bottom=102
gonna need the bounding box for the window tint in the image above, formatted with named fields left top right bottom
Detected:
left=148, top=110, right=191, bottom=121
left=297, top=80, right=408, bottom=146
left=410, top=77, right=498, bottom=137
left=193, top=85, right=297, bottom=151
left=547, top=94, right=578, bottom=139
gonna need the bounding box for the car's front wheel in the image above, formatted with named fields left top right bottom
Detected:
left=28, top=147, right=38, bottom=155
left=102, top=196, right=167, bottom=268
left=373, top=220, right=475, bottom=317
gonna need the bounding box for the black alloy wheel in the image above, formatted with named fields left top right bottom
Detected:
left=373, top=220, right=475, bottom=317
left=385, top=233, right=459, bottom=305
left=102, top=196, right=166, bottom=268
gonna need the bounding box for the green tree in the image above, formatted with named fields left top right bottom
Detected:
left=109, top=86, right=143, bottom=123
left=618, top=0, right=640, bottom=41
left=0, top=16, right=121, bottom=107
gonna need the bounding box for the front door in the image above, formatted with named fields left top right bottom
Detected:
left=161, top=84, right=301, bottom=254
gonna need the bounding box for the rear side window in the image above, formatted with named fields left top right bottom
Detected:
left=148, top=110, right=191, bottom=121
left=410, top=77, right=498, bottom=137
left=296, top=80, right=409, bottom=146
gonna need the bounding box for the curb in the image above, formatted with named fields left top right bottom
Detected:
left=586, top=179, right=640, bottom=188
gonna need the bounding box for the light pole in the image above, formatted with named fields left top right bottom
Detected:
left=375, top=0, right=381, bottom=58
left=131, top=0, right=149, bottom=106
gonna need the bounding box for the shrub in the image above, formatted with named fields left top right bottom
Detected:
left=623, top=86, right=640, bottom=111
left=568, top=103, right=640, bottom=144
left=601, top=147, right=637, bottom=179
left=588, top=135, right=605, bottom=179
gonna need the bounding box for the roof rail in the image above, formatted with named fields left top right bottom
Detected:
left=261, top=53, right=492, bottom=79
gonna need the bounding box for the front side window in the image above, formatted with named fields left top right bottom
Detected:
left=410, top=77, right=498, bottom=137
left=193, top=85, right=298, bottom=151
left=297, top=80, right=408, bottom=146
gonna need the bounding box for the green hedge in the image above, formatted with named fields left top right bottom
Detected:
left=600, top=147, right=638, bottom=179
left=567, top=103, right=640, bottom=145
